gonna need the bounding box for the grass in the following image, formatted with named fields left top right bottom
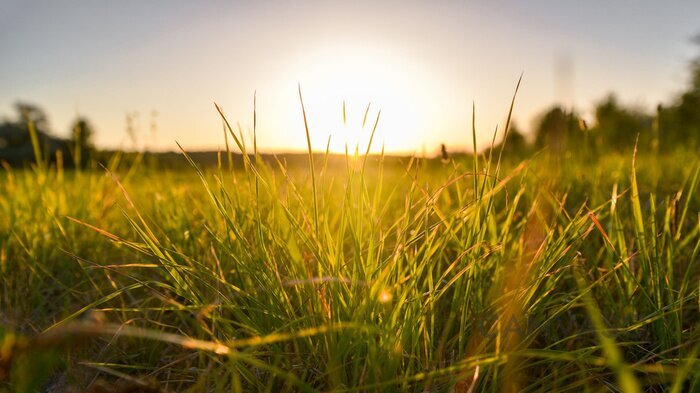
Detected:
left=0, top=101, right=699, bottom=392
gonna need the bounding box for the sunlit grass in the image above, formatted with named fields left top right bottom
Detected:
left=0, top=97, right=699, bottom=392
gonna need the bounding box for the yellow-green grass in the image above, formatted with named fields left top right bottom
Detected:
left=0, top=111, right=698, bottom=392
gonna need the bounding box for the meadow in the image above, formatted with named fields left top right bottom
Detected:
left=0, top=107, right=699, bottom=392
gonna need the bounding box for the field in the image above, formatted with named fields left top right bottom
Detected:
left=0, top=117, right=699, bottom=392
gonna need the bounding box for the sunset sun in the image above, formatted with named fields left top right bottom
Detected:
left=267, top=40, right=440, bottom=154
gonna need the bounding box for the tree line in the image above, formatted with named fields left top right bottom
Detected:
left=494, top=39, right=700, bottom=156
left=0, top=102, right=95, bottom=167
left=3, top=40, right=700, bottom=168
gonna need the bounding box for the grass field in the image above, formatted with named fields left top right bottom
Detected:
left=0, top=110, right=699, bottom=392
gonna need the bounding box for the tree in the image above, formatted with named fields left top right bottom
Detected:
left=489, top=121, right=529, bottom=157
left=503, top=122, right=528, bottom=155
left=533, top=106, right=581, bottom=152
left=592, top=94, right=652, bottom=150
left=662, top=35, right=700, bottom=148
left=15, top=101, right=50, bottom=134
left=70, top=117, right=96, bottom=167
left=0, top=103, right=69, bottom=166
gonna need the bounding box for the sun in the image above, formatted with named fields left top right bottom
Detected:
left=264, top=40, right=442, bottom=154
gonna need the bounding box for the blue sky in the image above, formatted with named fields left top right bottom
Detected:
left=1, top=1, right=699, bottom=153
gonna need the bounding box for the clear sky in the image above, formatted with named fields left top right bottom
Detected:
left=1, top=1, right=699, bottom=154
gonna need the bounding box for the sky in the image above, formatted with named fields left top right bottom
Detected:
left=1, top=1, right=699, bottom=154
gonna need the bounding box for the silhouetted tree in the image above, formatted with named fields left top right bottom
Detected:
left=0, top=102, right=68, bottom=166
left=592, top=94, right=652, bottom=150
left=15, top=102, right=50, bottom=134
left=489, top=122, right=529, bottom=157
left=533, top=106, right=581, bottom=152
left=70, top=117, right=96, bottom=167
left=504, top=122, right=528, bottom=154
left=661, top=34, right=700, bottom=149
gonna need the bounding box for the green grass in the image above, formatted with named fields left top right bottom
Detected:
left=0, top=107, right=699, bottom=392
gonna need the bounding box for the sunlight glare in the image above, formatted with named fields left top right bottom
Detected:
left=274, top=41, right=442, bottom=154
